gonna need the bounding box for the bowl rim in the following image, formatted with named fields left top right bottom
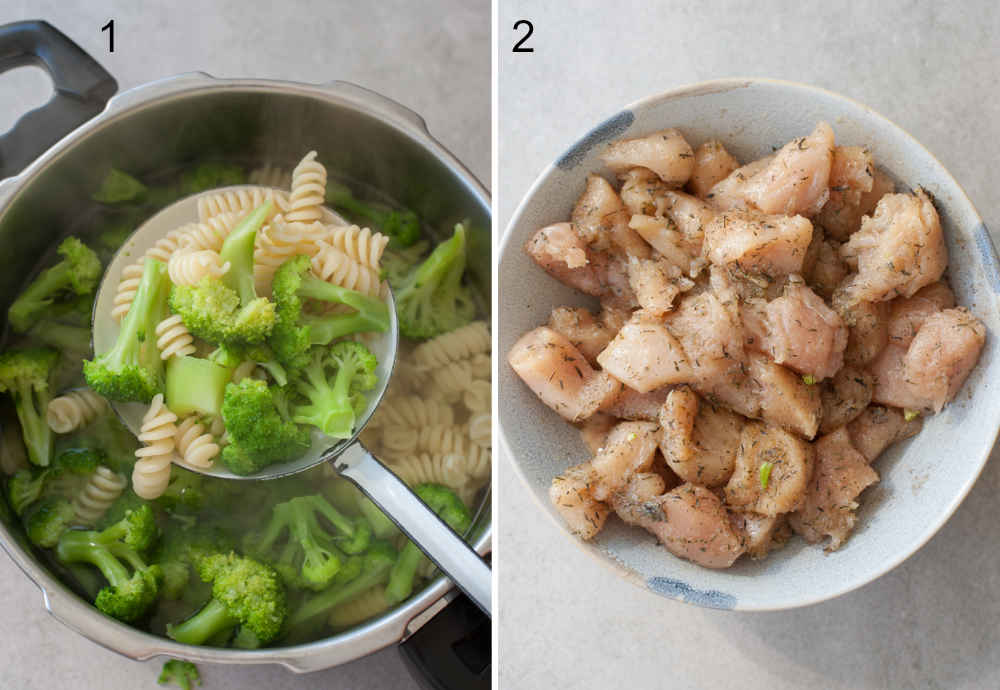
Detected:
left=497, top=76, right=1000, bottom=611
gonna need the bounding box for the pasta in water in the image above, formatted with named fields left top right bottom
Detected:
left=286, top=151, right=327, bottom=224
left=412, top=321, right=491, bottom=370
left=46, top=388, right=107, bottom=434
left=370, top=395, right=455, bottom=429
left=386, top=452, right=471, bottom=498
left=468, top=413, right=490, bottom=448
left=311, top=241, right=382, bottom=296
left=133, top=394, right=177, bottom=500
left=426, top=359, right=476, bottom=403
left=154, top=314, right=197, bottom=360
left=325, top=225, right=389, bottom=271
left=175, top=416, right=220, bottom=470
left=167, top=247, right=230, bottom=286
left=197, top=186, right=289, bottom=223
left=462, top=379, right=491, bottom=415
left=328, top=586, right=392, bottom=630
left=73, top=466, right=127, bottom=526
left=111, top=262, right=144, bottom=321
left=254, top=217, right=329, bottom=292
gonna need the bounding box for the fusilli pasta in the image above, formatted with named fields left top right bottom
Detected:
left=46, top=388, right=107, bottom=434
left=426, top=359, right=475, bottom=403
left=178, top=213, right=242, bottom=252
left=325, top=225, right=388, bottom=271
left=286, top=151, right=327, bottom=224
left=386, top=452, right=469, bottom=496
left=155, top=314, right=196, bottom=360
left=311, top=241, right=382, bottom=296
left=253, top=217, right=329, bottom=292
left=469, top=353, right=491, bottom=381
left=112, top=262, right=144, bottom=321
left=197, top=186, right=289, bottom=223
left=462, top=380, right=491, bottom=415
left=412, top=321, right=491, bottom=370
left=133, top=394, right=177, bottom=499
left=468, top=413, right=490, bottom=449
left=370, top=395, right=454, bottom=429
left=175, top=416, right=220, bottom=470
left=73, top=466, right=127, bottom=525
left=167, top=247, right=230, bottom=286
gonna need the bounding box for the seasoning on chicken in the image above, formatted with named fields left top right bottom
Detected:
left=689, top=140, right=740, bottom=199
left=724, top=422, right=813, bottom=516
left=626, top=256, right=693, bottom=315
left=572, top=174, right=650, bottom=259
left=817, top=167, right=895, bottom=242
left=886, top=281, right=955, bottom=348
left=550, top=462, right=611, bottom=540
left=740, top=122, right=835, bottom=217
left=588, top=421, right=661, bottom=501
left=819, top=367, right=874, bottom=434
left=840, top=299, right=890, bottom=368
left=603, top=384, right=670, bottom=422
left=601, top=128, right=695, bottom=187
left=524, top=222, right=606, bottom=296
left=659, top=386, right=743, bottom=487
left=548, top=306, right=616, bottom=366
left=757, top=281, right=848, bottom=381
left=847, top=405, right=923, bottom=463
left=703, top=210, right=814, bottom=277
left=597, top=314, right=692, bottom=393
left=731, top=512, right=791, bottom=560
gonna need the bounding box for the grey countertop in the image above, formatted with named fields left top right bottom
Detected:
left=0, top=1, right=488, bottom=688
left=498, top=2, right=1000, bottom=689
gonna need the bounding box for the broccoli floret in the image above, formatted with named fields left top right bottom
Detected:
left=209, top=343, right=288, bottom=386
left=8, top=237, right=101, bottom=333
left=386, top=484, right=472, bottom=604
left=8, top=447, right=104, bottom=515
left=166, top=551, right=286, bottom=646
left=219, top=379, right=311, bottom=476
left=155, top=524, right=233, bottom=600
left=24, top=496, right=76, bottom=547
left=93, top=169, right=147, bottom=204
left=394, top=223, right=475, bottom=340
left=55, top=504, right=162, bottom=622
left=0, top=347, right=59, bottom=466
left=96, top=489, right=149, bottom=530
left=179, top=162, right=246, bottom=195
left=326, top=182, right=420, bottom=249
left=158, top=659, right=201, bottom=690
left=381, top=241, right=429, bottom=289
left=60, top=414, right=138, bottom=474
left=83, top=259, right=170, bottom=402
left=245, top=494, right=372, bottom=591
left=289, top=342, right=377, bottom=439
left=270, top=255, right=390, bottom=370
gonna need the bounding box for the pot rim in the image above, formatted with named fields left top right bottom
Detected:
left=0, top=71, right=491, bottom=672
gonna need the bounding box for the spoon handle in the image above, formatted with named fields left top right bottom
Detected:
left=332, top=442, right=492, bottom=616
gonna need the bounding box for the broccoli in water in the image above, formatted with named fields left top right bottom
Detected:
left=166, top=551, right=286, bottom=646
left=270, top=254, right=390, bottom=370
left=92, top=169, right=147, bottom=204
left=219, top=378, right=311, bottom=476
left=179, top=161, right=246, bottom=195
left=83, top=258, right=170, bottom=403
left=0, top=347, right=59, bottom=466
left=394, top=223, right=475, bottom=339
left=244, top=494, right=372, bottom=591
left=158, top=659, right=201, bottom=690
left=8, top=447, right=103, bottom=516
left=55, top=504, right=162, bottom=622
left=381, top=241, right=429, bottom=289
left=7, top=237, right=101, bottom=333
left=169, top=203, right=276, bottom=346
left=155, top=524, right=233, bottom=601
left=289, top=341, right=377, bottom=439
left=326, top=182, right=420, bottom=249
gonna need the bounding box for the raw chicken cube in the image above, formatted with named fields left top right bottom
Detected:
left=639, top=484, right=746, bottom=569
left=548, top=306, right=616, bottom=366
left=659, top=386, right=744, bottom=487
left=724, top=422, right=814, bottom=516
left=886, top=281, right=955, bottom=348
left=597, top=315, right=693, bottom=393
left=740, top=122, right=835, bottom=217
left=589, top=421, right=661, bottom=501
left=601, top=128, right=695, bottom=186
left=550, top=462, right=611, bottom=540
left=572, top=174, right=651, bottom=259
left=703, top=209, right=814, bottom=277
left=688, top=139, right=740, bottom=199
left=846, top=405, right=923, bottom=463
left=525, top=222, right=606, bottom=296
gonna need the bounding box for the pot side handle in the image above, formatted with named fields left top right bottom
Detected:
left=399, top=591, right=491, bottom=690
left=324, top=80, right=430, bottom=134
left=0, top=20, right=117, bottom=179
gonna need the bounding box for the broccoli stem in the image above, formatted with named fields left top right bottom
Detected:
left=296, top=276, right=390, bottom=342
left=288, top=559, right=391, bottom=628
left=167, top=597, right=237, bottom=646
left=295, top=355, right=355, bottom=438
left=27, top=321, right=92, bottom=353
left=56, top=532, right=132, bottom=589
left=13, top=381, right=52, bottom=467
left=220, top=201, right=272, bottom=305
left=385, top=541, right=422, bottom=604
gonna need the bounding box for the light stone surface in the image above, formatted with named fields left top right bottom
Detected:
left=0, top=1, right=488, bottom=688
left=498, top=2, right=1000, bottom=689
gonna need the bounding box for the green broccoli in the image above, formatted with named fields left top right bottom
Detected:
left=165, top=354, right=233, bottom=418
left=245, top=494, right=372, bottom=591
left=92, top=169, right=147, bottom=204
left=169, top=203, right=276, bottom=346
left=209, top=343, right=288, bottom=386
left=166, top=551, right=287, bottom=646
left=394, top=223, right=475, bottom=339
left=158, top=659, right=201, bottom=690
left=8, top=447, right=104, bottom=515
left=27, top=321, right=91, bottom=354
left=289, top=341, right=377, bottom=439
left=270, top=255, right=390, bottom=370
left=179, top=162, right=246, bottom=195
left=24, top=496, right=76, bottom=547
left=55, top=504, right=162, bottom=622
left=219, top=379, right=311, bottom=476
left=96, top=489, right=149, bottom=530
left=83, top=258, right=170, bottom=402
left=155, top=524, right=233, bottom=600
left=381, top=241, right=429, bottom=289
left=59, top=413, right=139, bottom=474
left=0, top=347, right=59, bottom=466
left=386, top=483, right=471, bottom=603
left=7, top=237, right=101, bottom=333
left=326, top=182, right=420, bottom=248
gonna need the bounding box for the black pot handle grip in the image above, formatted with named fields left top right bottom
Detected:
left=399, top=590, right=491, bottom=690
left=0, top=20, right=117, bottom=179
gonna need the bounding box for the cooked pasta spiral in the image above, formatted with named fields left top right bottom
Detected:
left=371, top=396, right=455, bottom=429
left=253, top=217, right=329, bottom=292
left=462, top=379, right=491, bottom=415
left=386, top=452, right=469, bottom=493
left=175, top=416, right=220, bottom=470
left=46, top=388, right=107, bottom=434
left=469, top=353, right=491, bottom=381
left=168, top=247, right=230, bottom=286
left=463, top=444, right=492, bottom=483
left=311, top=241, right=382, bottom=296
left=426, top=359, right=475, bottom=403
left=73, top=466, right=127, bottom=525
left=412, top=321, right=491, bottom=370
left=112, top=262, right=144, bottom=321
left=328, top=586, right=392, bottom=630
left=468, top=413, right=491, bottom=448
left=179, top=213, right=242, bottom=252
left=144, top=228, right=188, bottom=264
left=249, top=163, right=292, bottom=190
left=286, top=151, right=327, bottom=224
left=197, top=186, right=289, bottom=223
left=133, top=394, right=177, bottom=499
left=155, top=314, right=196, bottom=360
left=325, top=225, right=388, bottom=271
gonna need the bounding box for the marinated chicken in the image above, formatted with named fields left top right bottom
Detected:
left=511, top=123, right=986, bottom=569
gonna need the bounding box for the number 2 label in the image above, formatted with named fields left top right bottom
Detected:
left=513, top=20, right=534, bottom=53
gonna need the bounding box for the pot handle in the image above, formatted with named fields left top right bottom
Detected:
left=0, top=20, right=117, bottom=179
left=399, top=591, right=491, bottom=690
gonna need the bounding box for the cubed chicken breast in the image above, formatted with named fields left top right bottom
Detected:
left=706, top=155, right=773, bottom=211
left=620, top=167, right=673, bottom=217
left=886, top=281, right=955, bottom=348
left=689, top=140, right=740, bottom=199
left=550, top=462, right=611, bottom=540
left=840, top=299, right=890, bottom=368
left=847, top=405, right=922, bottom=463
left=802, top=232, right=848, bottom=300
left=639, top=484, right=746, bottom=569
left=577, top=412, right=618, bottom=455
left=819, top=367, right=874, bottom=434
left=629, top=214, right=695, bottom=274
left=761, top=282, right=848, bottom=380
left=572, top=174, right=651, bottom=259
left=747, top=353, right=823, bottom=439
left=789, top=428, right=878, bottom=550
left=589, top=421, right=661, bottom=500
left=900, top=308, right=986, bottom=412
left=525, top=222, right=606, bottom=296
left=703, top=210, right=814, bottom=277
left=609, top=472, right=668, bottom=526
left=666, top=281, right=746, bottom=377
left=604, top=384, right=671, bottom=422
left=597, top=314, right=693, bottom=393
left=659, top=386, right=744, bottom=487
left=627, top=256, right=693, bottom=315
left=724, top=422, right=814, bottom=516
left=838, top=190, right=947, bottom=304
left=601, top=128, right=695, bottom=187
left=826, top=146, right=875, bottom=207
left=730, top=512, right=791, bottom=560
left=548, top=306, right=616, bottom=366
left=740, top=122, right=835, bottom=217
left=817, top=167, right=895, bottom=242
left=508, top=327, right=617, bottom=422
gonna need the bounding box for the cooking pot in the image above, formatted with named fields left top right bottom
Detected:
left=0, top=20, right=491, bottom=686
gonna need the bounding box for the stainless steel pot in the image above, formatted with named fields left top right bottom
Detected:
left=0, top=20, right=491, bottom=681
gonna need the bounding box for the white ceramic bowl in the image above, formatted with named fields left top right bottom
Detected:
left=498, top=78, right=1000, bottom=611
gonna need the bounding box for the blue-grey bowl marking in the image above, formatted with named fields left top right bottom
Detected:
left=555, top=110, right=634, bottom=170
left=973, top=223, right=1000, bottom=294
left=647, top=577, right=737, bottom=610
